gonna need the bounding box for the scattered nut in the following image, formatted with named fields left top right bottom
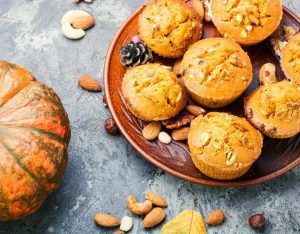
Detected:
left=143, top=207, right=166, bottom=229
left=105, top=117, right=119, bottom=135
left=94, top=213, right=120, bottom=227
left=142, top=122, right=162, bottom=141
left=61, top=10, right=93, bottom=40
left=120, top=216, right=134, bottom=232
left=193, top=0, right=205, bottom=20
left=158, top=132, right=172, bottom=144
left=259, top=63, right=277, bottom=85
left=173, top=59, right=182, bottom=77
left=145, top=192, right=168, bottom=208
left=162, top=112, right=195, bottom=129
left=73, top=0, right=81, bottom=3
left=112, top=231, right=124, bottom=234
left=205, top=209, right=225, bottom=226
left=171, top=127, right=190, bottom=141
left=127, top=195, right=153, bottom=216
left=71, top=16, right=95, bottom=30
left=248, top=214, right=265, bottom=230
left=61, top=23, right=85, bottom=40
left=186, top=105, right=207, bottom=116
left=79, top=75, right=102, bottom=92
left=61, top=10, right=90, bottom=24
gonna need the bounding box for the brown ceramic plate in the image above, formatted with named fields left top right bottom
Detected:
left=104, top=1, right=300, bottom=187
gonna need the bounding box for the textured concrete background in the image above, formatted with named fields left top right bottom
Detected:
left=0, top=0, right=299, bottom=233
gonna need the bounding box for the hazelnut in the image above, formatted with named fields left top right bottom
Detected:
left=103, top=95, right=108, bottom=107
left=248, top=214, right=265, bottom=230
left=105, top=117, right=119, bottom=135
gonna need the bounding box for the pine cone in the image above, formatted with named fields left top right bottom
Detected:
left=120, top=41, right=153, bottom=67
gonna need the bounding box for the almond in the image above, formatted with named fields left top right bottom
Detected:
left=142, top=122, right=161, bottom=140
left=143, top=207, right=166, bottom=228
left=113, top=231, right=124, bottom=234
left=205, top=209, right=225, bottom=226
left=94, top=213, right=121, bottom=227
left=78, top=75, right=101, bottom=92
left=171, top=127, right=190, bottom=141
left=186, top=105, right=207, bottom=116
left=193, top=0, right=205, bottom=20
left=146, top=192, right=168, bottom=207
left=71, top=16, right=95, bottom=30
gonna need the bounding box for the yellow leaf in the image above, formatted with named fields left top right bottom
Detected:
left=160, top=210, right=207, bottom=234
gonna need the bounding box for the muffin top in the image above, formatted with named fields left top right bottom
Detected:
left=282, top=33, right=300, bottom=85
left=212, top=0, right=283, bottom=45
left=188, top=112, right=263, bottom=168
left=122, top=63, right=187, bottom=121
left=245, top=80, right=300, bottom=138
left=138, top=0, right=201, bottom=58
left=180, top=38, right=252, bottom=105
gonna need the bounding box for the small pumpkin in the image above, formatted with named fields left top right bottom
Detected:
left=0, top=61, right=71, bottom=221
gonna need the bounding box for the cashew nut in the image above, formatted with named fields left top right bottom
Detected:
left=61, top=10, right=92, bottom=40
left=259, top=63, right=278, bottom=85
left=61, top=22, right=85, bottom=40
left=127, top=195, right=152, bottom=216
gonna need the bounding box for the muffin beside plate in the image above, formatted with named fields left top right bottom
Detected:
left=282, top=33, right=300, bottom=85
left=180, top=37, right=252, bottom=108
left=122, top=63, right=187, bottom=121
left=211, top=0, right=283, bottom=46
left=139, top=0, right=202, bottom=58
left=245, top=80, right=300, bottom=138
left=188, top=112, right=263, bottom=180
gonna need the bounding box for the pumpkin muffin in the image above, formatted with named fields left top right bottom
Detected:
left=245, top=80, right=300, bottom=138
left=138, top=0, right=202, bottom=58
left=282, top=33, right=300, bottom=85
left=188, top=112, right=263, bottom=180
left=211, top=0, right=283, bottom=46
left=180, top=38, right=252, bottom=108
left=122, top=63, right=187, bottom=121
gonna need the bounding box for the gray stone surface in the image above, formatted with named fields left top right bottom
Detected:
left=0, top=0, right=299, bottom=233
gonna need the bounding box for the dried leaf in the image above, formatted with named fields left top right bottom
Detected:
left=160, top=210, right=207, bottom=234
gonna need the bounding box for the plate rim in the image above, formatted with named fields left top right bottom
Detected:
left=104, top=2, right=300, bottom=187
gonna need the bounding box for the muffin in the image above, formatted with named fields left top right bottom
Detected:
left=245, top=80, right=300, bottom=138
left=281, top=33, right=300, bottom=85
left=188, top=112, right=263, bottom=180
left=180, top=38, right=252, bottom=108
left=122, top=63, right=187, bottom=121
left=138, top=0, right=202, bottom=58
left=211, top=0, right=283, bottom=46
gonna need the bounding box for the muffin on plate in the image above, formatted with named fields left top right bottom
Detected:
left=122, top=63, right=187, bottom=121
left=211, top=0, right=283, bottom=46
left=180, top=37, right=252, bottom=108
left=138, top=0, right=202, bottom=58
left=245, top=80, right=300, bottom=138
left=282, top=33, right=300, bottom=85
left=188, top=112, right=263, bottom=180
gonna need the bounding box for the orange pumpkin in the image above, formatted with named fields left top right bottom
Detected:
left=0, top=61, right=70, bottom=221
